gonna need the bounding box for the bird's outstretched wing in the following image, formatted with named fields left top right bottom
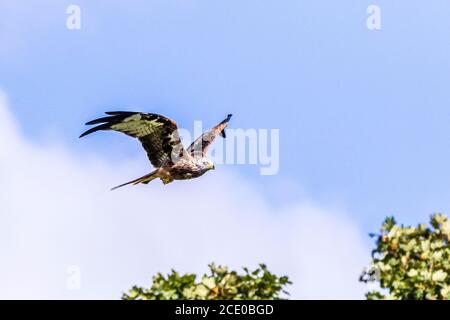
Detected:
left=80, top=111, right=187, bottom=167
left=187, top=114, right=232, bottom=158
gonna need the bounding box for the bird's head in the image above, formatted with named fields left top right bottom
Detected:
left=202, top=159, right=215, bottom=171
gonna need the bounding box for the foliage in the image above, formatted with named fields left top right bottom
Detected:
left=122, top=263, right=291, bottom=300
left=361, top=214, right=450, bottom=300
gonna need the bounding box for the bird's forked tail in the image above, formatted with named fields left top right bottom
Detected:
left=111, top=170, right=158, bottom=191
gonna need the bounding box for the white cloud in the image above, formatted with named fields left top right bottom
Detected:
left=0, top=90, right=370, bottom=299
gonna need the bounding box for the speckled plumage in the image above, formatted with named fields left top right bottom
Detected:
left=80, top=111, right=232, bottom=190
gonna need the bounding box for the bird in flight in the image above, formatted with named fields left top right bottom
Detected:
left=80, top=111, right=232, bottom=190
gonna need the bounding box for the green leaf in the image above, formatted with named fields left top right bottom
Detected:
left=431, top=270, right=447, bottom=282
left=407, top=269, right=418, bottom=277
left=122, top=263, right=291, bottom=300
left=362, top=214, right=450, bottom=300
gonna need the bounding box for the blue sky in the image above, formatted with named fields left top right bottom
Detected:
left=1, top=0, right=450, bottom=298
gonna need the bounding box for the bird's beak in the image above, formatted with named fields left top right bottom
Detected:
left=211, top=163, right=215, bottom=170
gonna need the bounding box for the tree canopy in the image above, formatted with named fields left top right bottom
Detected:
left=123, top=214, right=450, bottom=300
left=360, top=214, right=450, bottom=299
left=122, top=263, right=291, bottom=300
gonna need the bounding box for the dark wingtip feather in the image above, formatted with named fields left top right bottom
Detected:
left=79, top=130, right=92, bottom=138
left=105, top=111, right=136, bottom=116
left=85, top=112, right=139, bottom=125
left=79, top=123, right=111, bottom=138
left=219, top=114, right=232, bottom=138
left=81, top=112, right=138, bottom=137
left=79, top=127, right=98, bottom=138
left=85, top=116, right=112, bottom=125
left=220, top=114, right=233, bottom=125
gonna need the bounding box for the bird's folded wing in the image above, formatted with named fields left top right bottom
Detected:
left=80, top=111, right=187, bottom=167
left=187, top=114, right=232, bottom=157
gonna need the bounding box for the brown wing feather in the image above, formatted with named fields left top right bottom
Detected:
left=187, top=114, right=232, bottom=158
left=80, top=111, right=187, bottom=167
